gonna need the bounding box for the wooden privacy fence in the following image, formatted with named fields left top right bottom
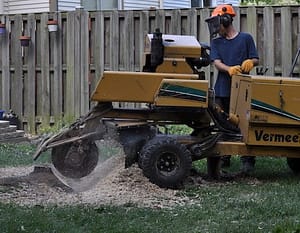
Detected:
left=0, top=6, right=300, bottom=133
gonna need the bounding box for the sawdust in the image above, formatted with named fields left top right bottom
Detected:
left=0, top=161, right=203, bottom=209
left=0, top=131, right=204, bottom=208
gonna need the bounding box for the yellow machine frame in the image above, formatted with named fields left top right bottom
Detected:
left=213, top=74, right=300, bottom=158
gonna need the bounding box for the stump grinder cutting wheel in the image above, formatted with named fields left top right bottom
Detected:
left=33, top=103, right=126, bottom=192
left=50, top=139, right=125, bottom=192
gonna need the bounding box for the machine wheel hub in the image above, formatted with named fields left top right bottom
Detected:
left=65, top=146, right=86, bottom=168
left=158, top=153, right=178, bottom=173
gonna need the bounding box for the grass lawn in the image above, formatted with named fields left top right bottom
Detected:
left=0, top=143, right=300, bottom=233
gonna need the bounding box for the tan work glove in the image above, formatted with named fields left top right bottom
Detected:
left=241, top=59, right=254, bottom=73
left=228, top=65, right=242, bottom=77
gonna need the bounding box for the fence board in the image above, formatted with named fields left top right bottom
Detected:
left=37, top=13, right=50, bottom=129
left=199, top=8, right=212, bottom=86
left=242, top=7, right=258, bottom=75
left=111, top=10, right=119, bottom=71
left=74, top=9, right=81, bottom=116
left=10, top=15, right=23, bottom=119
left=170, top=9, right=179, bottom=34
left=103, top=12, right=110, bottom=70
left=233, top=7, right=240, bottom=30
left=133, top=12, right=142, bottom=71
left=65, top=11, right=75, bottom=120
left=281, top=7, right=292, bottom=77
left=263, top=7, right=275, bottom=75
left=124, top=11, right=134, bottom=71
left=79, top=9, right=89, bottom=115
left=0, top=6, right=299, bottom=133
left=139, top=10, right=149, bottom=71
left=91, top=11, right=104, bottom=93
left=245, top=7, right=257, bottom=42
left=190, top=8, right=198, bottom=37
left=1, top=16, right=10, bottom=110
left=51, top=12, right=63, bottom=121
left=155, top=9, right=166, bottom=34
left=23, top=14, right=36, bottom=132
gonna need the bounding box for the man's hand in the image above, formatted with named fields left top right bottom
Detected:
left=228, top=65, right=242, bottom=77
left=241, top=59, right=254, bottom=73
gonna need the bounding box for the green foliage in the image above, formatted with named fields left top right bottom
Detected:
left=36, top=118, right=73, bottom=135
left=159, top=124, right=193, bottom=135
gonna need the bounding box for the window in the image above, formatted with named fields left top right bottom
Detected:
left=191, top=0, right=204, bottom=7
left=82, top=0, right=118, bottom=10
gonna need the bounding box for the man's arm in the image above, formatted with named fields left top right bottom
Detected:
left=214, top=59, right=242, bottom=77
left=214, top=59, right=234, bottom=73
left=214, top=58, right=259, bottom=72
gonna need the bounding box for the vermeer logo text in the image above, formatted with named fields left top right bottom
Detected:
left=255, top=130, right=299, bottom=143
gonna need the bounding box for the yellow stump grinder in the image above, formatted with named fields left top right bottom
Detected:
left=34, top=29, right=300, bottom=189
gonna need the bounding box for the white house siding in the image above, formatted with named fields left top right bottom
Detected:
left=163, top=0, right=191, bottom=9
left=212, top=0, right=240, bottom=6
left=58, top=0, right=81, bottom=11
left=4, top=0, right=49, bottom=14
left=123, top=0, right=159, bottom=10
left=219, top=0, right=239, bottom=6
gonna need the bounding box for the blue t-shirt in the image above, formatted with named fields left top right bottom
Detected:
left=210, top=32, right=259, bottom=97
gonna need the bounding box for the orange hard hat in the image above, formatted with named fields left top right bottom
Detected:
left=211, top=4, right=236, bottom=17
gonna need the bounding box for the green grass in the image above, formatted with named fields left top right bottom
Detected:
left=0, top=143, right=50, bottom=167
left=1, top=180, right=300, bottom=233
left=1, top=143, right=300, bottom=233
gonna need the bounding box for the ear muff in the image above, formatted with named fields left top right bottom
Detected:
left=220, top=14, right=232, bottom=28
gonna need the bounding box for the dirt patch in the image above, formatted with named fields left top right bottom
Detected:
left=0, top=161, right=208, bottom=208
left=0, top=135, right=207, bottom=208
left=0, top=152, right=254, bottom=209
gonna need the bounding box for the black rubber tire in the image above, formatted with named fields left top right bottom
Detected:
left=140, top=136, right=192, bottom=189
left=52, top=141, right=99, bottom=178
left=287, top=158, right=300, bottom=174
